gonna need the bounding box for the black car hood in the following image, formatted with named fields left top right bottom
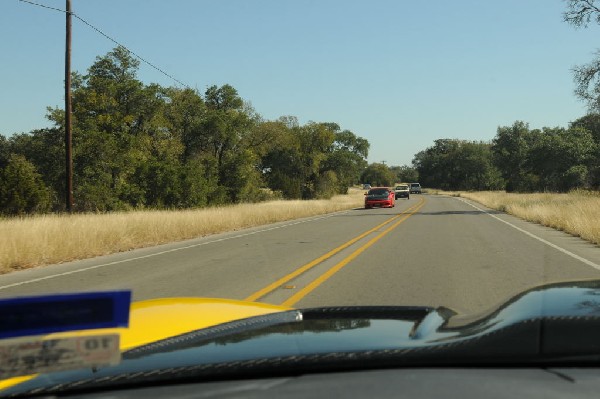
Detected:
left=5, top=279, right=600, bottom=397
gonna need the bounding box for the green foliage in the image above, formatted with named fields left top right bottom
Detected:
left=2, top=47, right=370, bottom=214
left=390, top=165, right=418, bottom=184
left=571, top=113, right=600, bottom=143
left=360, top=163, right=396, bottom=187
left=295, top=122, right=336, bottom=199
left=315, top=170, right=339, bottom=199
left=0, top=154, right=51, bottom=215
left=527, top=127, right=596, bottom=191
left=9, top=128, right=64, bottom=210
left=262, top=147, right=304, bottom=199
left=220, top=149, right=265, bottom=203
left=163, top=87, right=206, bottom=160
left=563, top=165, right=589, bottom=190
left=0, top=135, right=9, bottom=169
left=322, top=129, right=369, bottom=194
left=417, top=120, right=597, bottom=193
left=490, top=122, right=597, bottom=192
left=491, top=121, right=531, bottom=191
left=570, top=113, right=600, bottom=188
left=414, top=139, right=503, bottom=191
left=413, top=119, right=600, bottom=192
left=259, top=121, right=369, bottom=200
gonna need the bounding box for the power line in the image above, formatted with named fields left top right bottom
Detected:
left=19, top=0, right=63, bottom=13
left=72, top=15, right=190, bottom=88
left=18, top=0, right=191, bottom=89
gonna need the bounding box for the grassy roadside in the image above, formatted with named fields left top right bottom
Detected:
left=0, top=189, right=365, bottom=274
left=429, top=189, right=600, bottom=246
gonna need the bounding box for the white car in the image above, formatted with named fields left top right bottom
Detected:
left=394, top=185, right=410, bottom=199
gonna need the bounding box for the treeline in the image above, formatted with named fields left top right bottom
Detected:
left=0, top=47, right=369, bottom=215
left=356, top=163, right=419, bottom=187
left=397, top=0, right=600, bottom=193
left=412, top=119, right=600, bottom=192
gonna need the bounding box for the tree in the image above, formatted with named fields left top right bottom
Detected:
left=260, top=120, right=368, bottom=199
left=0, top=154, right=51, bottom=215
left=360, top=163, right=396, bottom=187
left=263, top=146, right=304, bottom=199
left=570, top=113, right=600, bottom=142
left=45, top=47, right=202, bottom=210
left=8, top=128, right=64, bottom=210
left=527, top=127, right=596, bottom=191
left=321, top=129, right=369, bottom=194
left=457, top=141, right=504, bottom=190
left=261, top=121, right=337, bottom=199
left=0, top=135, right=10, bottom=169
left=570, top=113, right=600, bottom=187
left=4, top=46, right=373, bottom=213
left=260, top=120, right=304, bottom=199
left=295, top=122, right=336, bottom=199
left=564, top=0, right=600, bottom=28
left=162, top=87, right=206, bottom=160
left=47, top=47, right=160, bottom=210
left=412, top=139, right=462, bottom=189
left=390, top=165, right=418, bottom=183
left=491, top=121, right=532, bottom=191
left=413, top=139, right=502, bottom=190
left=572, top=52, right=600, bottom=111
left=202, top=84, right=246, bottom=167
left=198, top=85, right=268, bottom=202
left=564, top=0, right=600, bottom=111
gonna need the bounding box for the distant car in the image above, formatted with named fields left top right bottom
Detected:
left=364, top=187, right=395, bottom=209
left=394, top=184, right=410, bottom=200
left=362, top=183, right=371, bottom=190
left=409, top=183, right=422, bottom=194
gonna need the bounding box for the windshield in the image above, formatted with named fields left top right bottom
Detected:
left=2, top=0, right=600, bottom=394
left=368, top=188, right=389, bottom=196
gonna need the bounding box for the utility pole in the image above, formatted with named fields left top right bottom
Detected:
left=65, top=0, right=73, bottom=212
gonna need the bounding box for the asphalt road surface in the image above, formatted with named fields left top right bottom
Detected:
left=1, top=195, right=600, bottom=316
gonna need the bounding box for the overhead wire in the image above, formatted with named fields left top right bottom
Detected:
left=19, top=0, right=63, bottom=13
left=18, top=0, right=191, bottom=89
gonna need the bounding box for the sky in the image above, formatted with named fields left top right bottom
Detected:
left=2, top=0, right=600, bottom=166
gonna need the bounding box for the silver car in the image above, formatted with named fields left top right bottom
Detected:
left=409, top=183, right=422, bottom=194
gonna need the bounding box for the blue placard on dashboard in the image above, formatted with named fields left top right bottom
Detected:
left=0, top=290, right=131, bottom=339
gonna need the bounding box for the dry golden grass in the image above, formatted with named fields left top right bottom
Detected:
left=433, top=189, right=600, bottom=246
left=0, top=189, right=365, bottom=274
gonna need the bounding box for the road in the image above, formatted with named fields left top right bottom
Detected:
left=1, top=195, right=600, bottom=315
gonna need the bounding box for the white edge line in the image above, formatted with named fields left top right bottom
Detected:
left=0, top=210, right=356, bottom=291
left=456, top=197, right=600, bottom=271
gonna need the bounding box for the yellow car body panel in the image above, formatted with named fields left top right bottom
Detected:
left=105, top=297, right=289, bottom=350
left=0, top=297, right=289, bottom=392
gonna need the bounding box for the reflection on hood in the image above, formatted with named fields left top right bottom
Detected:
left=5, top=280, right=600, bottom=397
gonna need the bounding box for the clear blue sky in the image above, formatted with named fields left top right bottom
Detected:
left=2, top=0, right=599, bottom=166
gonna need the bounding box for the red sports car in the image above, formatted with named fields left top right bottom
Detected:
left=364, top=187, right=395, bottom=209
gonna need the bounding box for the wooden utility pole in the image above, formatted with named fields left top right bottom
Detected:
left=65, top=0, right=73, bottom=212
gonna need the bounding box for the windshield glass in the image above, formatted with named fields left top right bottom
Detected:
left=2, top=0, right=600, bottom=393
left=368, top=189, right=389, bottom=195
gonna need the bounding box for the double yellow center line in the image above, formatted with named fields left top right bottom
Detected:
left=245, top=197, right=427, bottom=307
